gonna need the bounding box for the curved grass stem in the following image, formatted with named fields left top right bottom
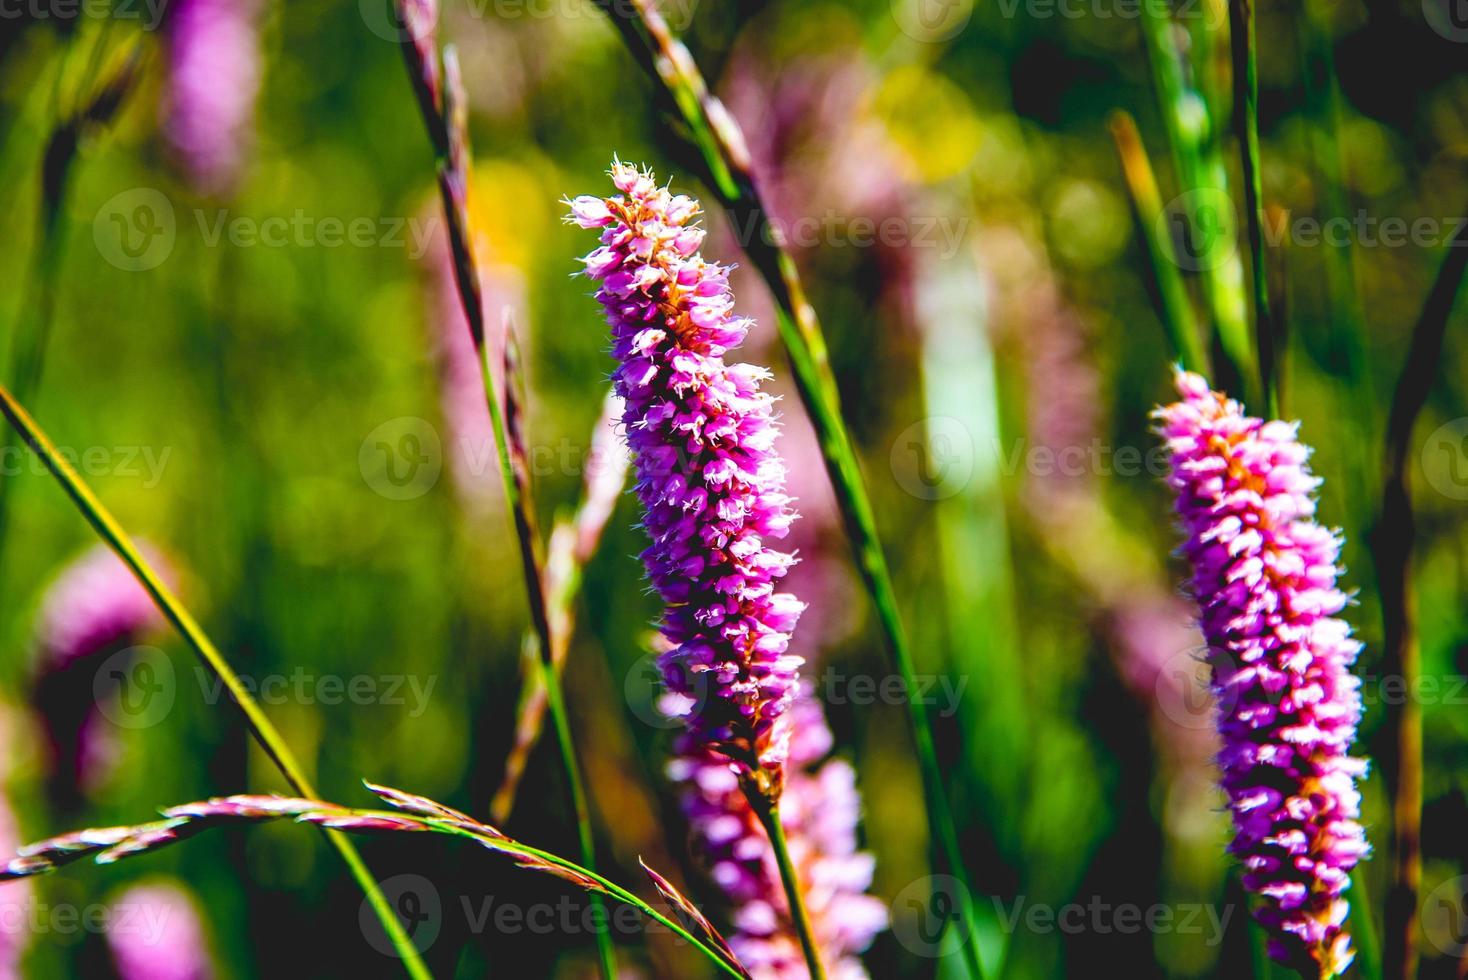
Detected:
left=0, top=382, right=434, bottom=980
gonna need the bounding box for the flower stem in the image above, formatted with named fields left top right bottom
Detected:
left=1373, top=219, right=1468, bottom=980
left=747, top=796, right=826, bottom=980
left=1228, top=0, right=1278, bottom=416
left=0, top=382, right=434, bottom=980
left=394, top=22, right=615, bottom=976
left=588, top=7, right=987, bottom=975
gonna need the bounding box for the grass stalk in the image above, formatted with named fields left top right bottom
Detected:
left=1137, top=0, right=1257, bottom=403
left=0, top=39, right=143, bottom=571
left=1373, top=219, right=1468, bottom=980
left=393, top=10, right=615, bottom=974
left=1227, top=0, right=1278, bottom=415
left=0, top=382, right=433, bottom=980
left=585, top=6, right=987, bottom=974
left=1109, top=110, right=1207, bottom=372
left=4, top=787, right=751, bottom=980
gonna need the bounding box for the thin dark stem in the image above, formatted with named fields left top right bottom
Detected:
left=1229, top=0, right=1278, bottom=414
left=394, top=17, right=613, bottom=976
left=1373, top=218, right=1468, bottom=980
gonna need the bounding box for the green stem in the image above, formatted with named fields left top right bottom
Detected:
left=1373, top=223, right=1468, bottom=980
left=407, top=41, right=615, bottom=978
left=587, top=7, right=987, bottom=976
left=1349, top=866, right=1382, bottom=980
left=1228, top=0, right=1278, bottom=415
left=1138, top=0, right=1258, bottom=403
left=0, top=383, right=434, bottom=980
left=543, top=656, right=616, bottom=979
left=747, top=798, right=826, bottom=980
left=1109, top=110, right=1207, bottom=373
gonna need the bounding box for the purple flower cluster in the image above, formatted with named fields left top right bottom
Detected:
left=1156, top=370, right=1368, bottom=976
left=569, top=162, right=804, bottom=779
left=107, top=881, right=213, bottom=980
left=669, top=691, right=886, bottom=979
left=33, top=544, right=167, bottom=798
left=162, top=0, right=262, bottom=195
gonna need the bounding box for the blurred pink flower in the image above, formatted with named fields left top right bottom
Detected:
left=107, top=882, right=213, bottom=980
left=33, top=544, right=168, bottom=798
left=162, top=0, right=263, bottom=194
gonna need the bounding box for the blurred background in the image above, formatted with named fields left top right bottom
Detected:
left=0, top=0, right=1464, bottom=976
